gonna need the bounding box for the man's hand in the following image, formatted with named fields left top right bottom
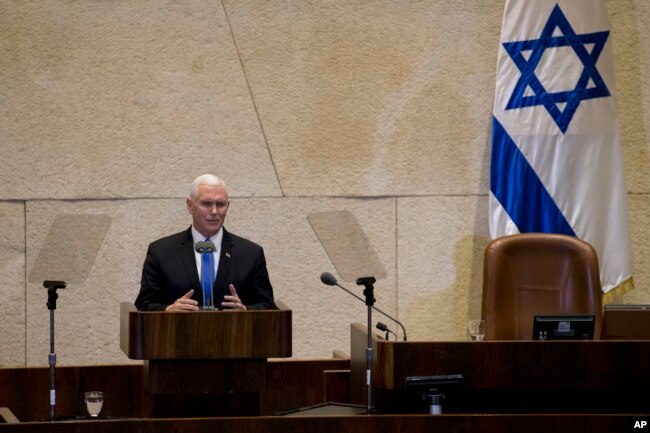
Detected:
left=221, top=284, right=247, bottom=311
left=165, top=289, right=199, bottom=311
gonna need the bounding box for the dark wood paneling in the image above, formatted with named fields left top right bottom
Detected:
left=263, top=359, right=350, bottom=415
left=351, top=323, right=650, bottom=413
left=0, top=365, right=152, bottom=422
left=120, top=302, right=292, bottom=360
left=601, top=308, right=650, bottom=340
left=0, top=359, right=350, bottom=422
left=323, top=370, right=350, bottom=403
left=144, top=359, right=266, bottom=394
left=0, top=414, right=642, bottom=433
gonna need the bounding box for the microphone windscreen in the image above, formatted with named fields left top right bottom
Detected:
left=195, top=240, right=216, bottom=253
left=320, top=272, right=338, bottom=286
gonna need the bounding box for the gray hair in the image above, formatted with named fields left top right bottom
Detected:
left=189, top=174, right=228, bottom=200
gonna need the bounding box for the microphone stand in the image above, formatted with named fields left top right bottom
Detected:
left=44, top=280, right=66, bottom=421
left=356, top=276, right=376, bottom=414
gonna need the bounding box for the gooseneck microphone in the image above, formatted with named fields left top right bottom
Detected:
left=376, top=321, right=397, bottom=341
left=320, top=271, right=407, bottom=341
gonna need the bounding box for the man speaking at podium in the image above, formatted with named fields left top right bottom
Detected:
left=135, top=174, right=274, bottom=312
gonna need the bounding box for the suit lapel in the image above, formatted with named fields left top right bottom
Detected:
left=179, top=227, right=202, bottom=303
left=214, top=228, right=233, bottom=306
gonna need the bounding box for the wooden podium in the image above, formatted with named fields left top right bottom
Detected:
left=120, top=301, right=291, bottom=416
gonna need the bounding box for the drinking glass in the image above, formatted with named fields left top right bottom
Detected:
left=85, top=391, right=103, bottom=417
left=468, top=320, right=486, bottom=341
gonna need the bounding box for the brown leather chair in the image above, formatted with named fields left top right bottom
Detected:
left=481, top=233, right=603, bottom=340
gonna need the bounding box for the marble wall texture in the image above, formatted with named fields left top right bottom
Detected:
left=1, top=0, right=649, bottom=366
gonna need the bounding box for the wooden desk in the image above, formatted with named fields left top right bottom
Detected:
left=351, top=323, right=650, bottom=414
left=601, top=306, right=650, bottom=340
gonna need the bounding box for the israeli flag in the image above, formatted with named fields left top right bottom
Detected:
left=490, top=0, right=633, bottom=296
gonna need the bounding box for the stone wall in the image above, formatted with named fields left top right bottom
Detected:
left=1, top=0, right=649, bottom=366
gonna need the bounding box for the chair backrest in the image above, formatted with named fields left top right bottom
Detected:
left=481, top=233, right=603, bottom=340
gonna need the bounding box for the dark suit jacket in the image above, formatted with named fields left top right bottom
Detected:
left=135, top=227, right=274, bottom=311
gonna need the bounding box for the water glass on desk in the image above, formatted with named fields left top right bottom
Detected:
left=85, top=391, right=103, bottom=417
left=468, top=320, right=486, bottom=341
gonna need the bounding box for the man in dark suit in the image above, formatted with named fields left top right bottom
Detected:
left=135, top=174, right=274, bottom=311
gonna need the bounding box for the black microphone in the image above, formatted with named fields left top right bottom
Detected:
left=320, top=271, right=407, bottom=341
left=320, top=272, right=338, bottom=286
left=376, top=321, right=397, bottom=341
left=195, top=240, right=216, bottom=253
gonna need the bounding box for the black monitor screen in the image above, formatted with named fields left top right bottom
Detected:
left=532, top=315, right=595, bottom=340
left=403, top=374, right=464, bottom=393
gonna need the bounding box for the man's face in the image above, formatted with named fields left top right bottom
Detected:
left=186, top=184, right=230, bottom=238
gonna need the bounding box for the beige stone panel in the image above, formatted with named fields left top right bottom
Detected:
left=608, top=0, right=650, bottom=193
left=224, top=0, right=500, bottom=196
left=25, top=199, right=189, bottom=366
left=24, top=197, right=395, bottom=365
left=397, top=196, right=489, bottom=342
left=0, top=1, right=280, bottom=199
left=624, top=195, right=650, bottom=304
left=226, top=198, right=396, bottom=358
left=397, top=194, right=650, bottom=343
left=0, top=203, right=26, bottom=367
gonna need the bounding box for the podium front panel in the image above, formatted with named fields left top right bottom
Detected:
left=120, top=302, right=292, bottom=359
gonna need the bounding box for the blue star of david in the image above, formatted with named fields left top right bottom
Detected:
left=502, top=4, right=610, bottom=133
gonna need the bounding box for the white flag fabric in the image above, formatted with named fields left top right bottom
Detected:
left=490, top=0, right=633, bottom=296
